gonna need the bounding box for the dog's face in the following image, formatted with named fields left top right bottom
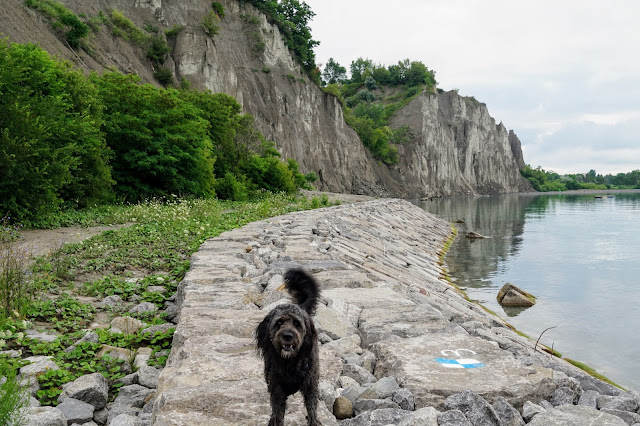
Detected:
left=259, top=305, right=310, bottom=359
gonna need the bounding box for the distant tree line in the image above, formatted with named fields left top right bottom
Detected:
left=0, top=40, right=315, bottom=224
left=321, top=57, right=437, bottom=164
left=521, top=165, right=640, bottom=192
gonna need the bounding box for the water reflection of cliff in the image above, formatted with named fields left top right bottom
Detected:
left=417, top=195, right=544, bottom=288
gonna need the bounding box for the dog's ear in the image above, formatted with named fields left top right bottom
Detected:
left=255, top=313, right=272, bottom=356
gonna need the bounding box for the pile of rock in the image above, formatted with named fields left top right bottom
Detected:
left=18, top=326, right=170, bottom=425
left=150, top=199, right=636, bottom=425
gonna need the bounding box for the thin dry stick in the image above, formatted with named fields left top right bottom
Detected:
left=535, top=326, right=558, bottom=352
left=64, top=40, right=90, bottom=70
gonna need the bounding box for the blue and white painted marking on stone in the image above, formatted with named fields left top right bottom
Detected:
left=436, top=349, right=485, bottom=369
left=435, top=358, right=485, bottom=369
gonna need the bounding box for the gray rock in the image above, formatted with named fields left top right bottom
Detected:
left=397, top=407, right=439, bottom=426
left=372, top=333, right=555, bottom=410
left=25, top=329, right=58, bottom=343
left=358, top=377, right=399, bottom=400
left=492, top=396, right=525, bottom=426
left=324, top=334, right=362, bottom=356
left=341, top=384, right=365, bottom=403
left=353, top=398, right=399, bottom=415
left=342, top=363, right=376, bottom=385
left=58, top=372, right=108, bottom=409
left=164, top=302, right=179, bottom=323
left=339, top=375, right=359, bottom=389
left=598, top=394, right=640, bottom=412
left=100, top=295, right=124, bottom=307
left=137, top=366, right=160, bottom=389
left=578, top=389, right=600, bottom=408
left=318, top=380, right=336, bottom=411
left=110, top=317, right=147, bottom=334
left=333, top=396, right=354, bottom=420
left=65, top=332, right=100, bottom=353
left=340, top=408, right=411, bottom=426
left=357, top=351, right=377, bottom=373
left=108, top=385, right=155, bottom=424
left=314, top=304, right=356, bottom=339
left=444, top=390, right=501, bottom=426
left=71, top=422, right=98, bottom=426
left=19, top=356, right=59, bottom=395
left=522, top=400, right=546, bottom=422
left=141, top=323, right=174, bottom=335
left=25, top=406, right=67, bottom=426
left=133, top=347, right=153, bottom=369
left=128, top=302, right=158, bottom=315
left=601, top=408, right=640, bottom=425
left=540, top=399, right=554, bottom=410
left=0, top=349, right=22, bottom=357
left=116, top=372, right=139, bottom=386
left=30, top=396, right=41, bottom=407
left=528, top=404, right=627, bottom=425
left=145, top=285, right=166, bottom=294
left=437, top=409, right=473, bottom=426
left=93, top=407, right=108, bottom=425
left=392, top=388, right=416, bottom=411
left=56, top=397, right=95, bottom=424
left=109, top=413, right=144, bottom=426
left=551, top=386, right=579, bottom=406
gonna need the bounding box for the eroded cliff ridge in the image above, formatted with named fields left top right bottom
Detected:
left=0, top=0, right=533, bottom=197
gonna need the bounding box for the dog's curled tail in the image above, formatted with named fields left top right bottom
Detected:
left=283, top=269, right=320, bottom=316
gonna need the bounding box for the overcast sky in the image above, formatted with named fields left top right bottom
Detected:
left=303, top=0, right=640, bottom=175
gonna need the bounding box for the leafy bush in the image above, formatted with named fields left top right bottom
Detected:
left=212, top=2, right=225, bottom=18
left=94, top=73, right=215, bottom=202
left=201, top=11, right=221, bottom=36
left=215, top=172, right=249, bottom=201
left=110, top=10, right=150, bottom=45
left=147, top=36, right=170, bottom=65
left=153, top=67, right=174, bottom=86
left=0, top=40, right=113, bottom=222
left=24, top=0, right=90, bottom=48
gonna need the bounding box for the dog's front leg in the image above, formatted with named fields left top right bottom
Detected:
left=268, top=386, right=287, bottom=426
left=302, top=386, right=320, bottom=426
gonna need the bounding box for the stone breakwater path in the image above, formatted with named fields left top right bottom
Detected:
left=152, top=199, right=635, bottom=426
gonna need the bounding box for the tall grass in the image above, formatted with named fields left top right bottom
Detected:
left=0, top=219, right=33, bottom=320
left=0, top=363, right=29, bottom=426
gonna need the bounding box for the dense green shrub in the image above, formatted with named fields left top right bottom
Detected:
left=153, top=67, right=174, bottom=86
left=0, top=40, right=113, bottom=221
left=94, top=73, right=216, bottom=202
left=212, top=2, right=225, bottom=18
left=110, top=10, right=150, bottom=45
left=24, top=0, right=90, bottom=48
left=201, top=11, right=221, bottom=36
left=147, top=36, right=170, bottom=64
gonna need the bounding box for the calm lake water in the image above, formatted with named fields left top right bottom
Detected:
left=418, top=192, right=640, bottom=391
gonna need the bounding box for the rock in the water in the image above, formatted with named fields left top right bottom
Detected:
left=497, top=283, right=536, bottom=307
left=58, top=372, right=108, bottom=409
left=466, top=231, right=487, bottom=239
left=527, top=404, right=627, bottom=425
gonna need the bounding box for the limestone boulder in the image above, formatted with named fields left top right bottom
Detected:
left=527, top=404, right=626, bottom=425
left=58, top=372, right=108, bottom=409
left=56, top=398, right=94, bottom=425
left=372, top=333, right=555, bottom=410
left=497, top=283, right=536, bottom=307
left=444, top=390, right=501, bottom=426
left=25, top=406, right=67, bottom=426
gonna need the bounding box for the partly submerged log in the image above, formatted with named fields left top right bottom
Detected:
left=466, top=231, right=487, bottom=239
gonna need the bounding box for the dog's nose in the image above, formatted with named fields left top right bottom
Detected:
left=282, top=331, right=294, bottom=341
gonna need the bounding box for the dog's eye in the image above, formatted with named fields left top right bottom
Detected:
left=293, top=320, right=301, bottom=328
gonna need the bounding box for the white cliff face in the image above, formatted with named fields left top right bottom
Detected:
left=1, top=0, right=532, bottom=197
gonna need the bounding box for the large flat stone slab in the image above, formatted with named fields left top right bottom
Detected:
left=372, top=333, right=555, bottom=410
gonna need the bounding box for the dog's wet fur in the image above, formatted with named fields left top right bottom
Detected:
left=255, top=269, right=320, bottom=426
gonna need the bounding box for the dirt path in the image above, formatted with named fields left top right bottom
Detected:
left=16, top=224, right=130, bottom=262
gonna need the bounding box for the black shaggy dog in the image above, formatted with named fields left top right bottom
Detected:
left=255, top=269, right=321, bottom=426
